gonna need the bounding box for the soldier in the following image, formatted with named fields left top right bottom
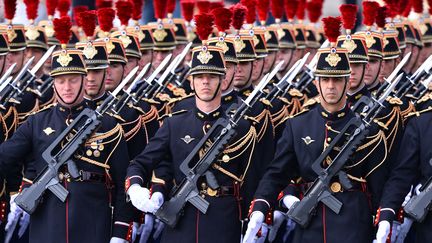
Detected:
left=0, top=16, right=133, bottom=243
left=243, top=16, right=388, bottom=243
left=125, top=12, right=257, bottom=243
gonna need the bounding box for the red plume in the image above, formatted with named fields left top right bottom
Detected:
left=116, top=0, right=133, bottom=26
left=412, top=0, right=423, bottom=13
left=296, top=0, right=305, bottom=21
left=270, top=0, right=284, bottom=20
left=197, top=0, right=210, bottom=13
left=376, top=6, right=387, bottom=29
left=257, top=0, right=270, bottom=22
left=24, top=0, right=40, bottom=21
left=231, top=3, right=247, bottom=30
left=167, top=0, right=176, bottom=14
left=284, top=0, right=298, bottom=20
left=79, top=10, right=97, bottom=37
left=194, top=13, right=214, bottom=41
left=383, top=0, right=397, bottom=18
left=57, top=0, right=71, bottom=17
left=429, top=0, right=432, bottom=15
left=180, top=0, right=195, bottom=22
left=97, top=8, right=115, bottom=32
left=46, top=0, right=58, bottom=16
left=339, top=4, right=357, bottom=31
left=73, top=6, right=88, bottom=26
left=209, top=1, right=224, bottom=11
left=153, top=0, right=167, bottom=19
left=402, top=1, right=412, bottom=17
left=4, top=0, right=17, bottom=20
left=362, top=1, right=379, bottom=27
left=322, top=16, right=341, bottom=43
left=241, top=0, right=257, bottom=24
left=53, top=16, right=72, bottom=45
left=132, top=0, right=144, bottom=20
left=397, top=0, right=410, bottom=15
left=96, top=0, right=112, bottom=9
left=211, top=7, right=232, bottom=33
left=306, top=1, right=322, bottom=23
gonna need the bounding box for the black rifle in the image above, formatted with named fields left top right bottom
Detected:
left=154, top=61, right=284, bottom=228
left=287, top=75, right=400, bottom=228
left=14, top=70, right=134, bottom=214
left=404, top=161, right=432, bottom=222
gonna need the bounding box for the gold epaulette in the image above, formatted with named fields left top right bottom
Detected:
left=415, top=93, right=432, bottom=104
left=127, top=103, right=145, bottom=114
left=302, top=96, right=320, bottom=108
left=277, top=96, right=291, bottom=105
left=167, top=93, right=194, bottom=105
left=243, top=115, right=260, bottom=124
left=157, top=109, right=188, bottom=121
left=157, top=93, right=172, bottom=102
left=106, top=112, right=126, bottom=122
left=141, top=98, right=161, bottom=105
left=30, top=103, right=55, bottom=115
left=260, top=98, right=273, bottom=108
left=405, top=106, right=432, bottom=119
left=288, top=88, right=304, bottom=98
left=386, top=96, right=404, bottom=105
left=280, top=107, right=310, bottom=124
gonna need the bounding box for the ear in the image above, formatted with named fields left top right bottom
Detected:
left=190, top=76, right=195, bottom=90
left=221, top=75, right=229, bottom=91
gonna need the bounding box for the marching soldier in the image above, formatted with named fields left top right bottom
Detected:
left=125, top=12, right=257, bottom=243
left=0, top=16, right=133, bottom=243
left=243, top=16, right=388, bottom=243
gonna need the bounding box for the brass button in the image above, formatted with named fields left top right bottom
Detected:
left=222, top=154, right=230, bottom=163
left=86, top=149, right=93, bottom=156
left=207, top=188, right=218, bottom=197
left=93, top=150, right=101, bottom=157
left=98, top=144, right=104, bottom=151
left=58, top=172, right=64, bottom=181
left=330, top=182, right=342, bottom=193
left=91, top=142, right=98, bottom=149
left=205, top=124, right=211, bottom=129
left=201, top=182, right=207, bottom=189
left=327, top=137, right=332, bottom=142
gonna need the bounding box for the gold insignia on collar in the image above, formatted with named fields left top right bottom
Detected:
left=277, top=28, right=285, bottom=40
left=43, top=127, right=55, bottom=135
left=341, top=39, right=357, bottom=53
left=216, top=41, right=229, bottom=53
left=25, top=26, right=40, bottom=41
left=181, top=135, right=195, bottom=144
left=325, top=52, right=342, bottom=67
left=234, top=38, right=246, bottom=52
left=57, top=51, right=73, bottom=67
left=365, top=33, right=376, bottom=48
left=119, top=34, right=132, bottom=48
left=153, top=28, right=168, bottom=42
left=83, top=44, right=98, bottom=59
left=302, top=136, right=315, bottom=145
left=197, top=49, right=213, bottom=64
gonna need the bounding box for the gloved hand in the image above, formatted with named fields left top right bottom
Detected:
left=394, top=218, right=413, bottom=243
left=132, top=222, right=141, bottom=242
left=285, top=218, right=296, bottom=237
left=402, top=185, right=413, bottom=207
left=139, top=214, right=154, bottom=243
left=415, top=183, right=422, bottom=195
left=390, top=221, right=401, bottom=242
left=374, top=221, right=391, bottom=243
left=152, top=218, right=165, bottom=240
left=255, top=223, right=268, bottom=243
left=109, top=237, right=129, bottom=243
left=18, top=211, right=30, bottom=238
left=282, top=195, right=300, bottom=210
left=150, top=192, right=164, bottom=213
left=242, top=212, right=265, bottom=243
left=5, top=194, right=30, bottom=238
left=127, top=185, right=156, bottom=213
left=268, top=210, right=285, bottom=242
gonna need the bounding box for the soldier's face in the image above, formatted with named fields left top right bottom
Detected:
left=106, top=63, right=124, bottom=91
left=0, top=56, right=5, bottom=75
left=153, top=50, right=172, bottom=73
left=364, top=58, right=381, bottom=86
left=404, top=44, right=420, bottom=73
left=25, top=48, right=44, bottom=69
left=139, top=50, right=153, bottom=72
left=379, top=59, right=396, bottom=83
left=125, top=57, right=139, bottom=77
left=414, top=43, right=432, bottom=71
left=192, top=73, right=222, bottom=101
left=263, top=51, right=277, bottom=73
left=85, top=69, right=106, bottom=98
left=316, top=77, right=348, bottom=105
left=277, top=49, right=293, bottom=72
left=251, top=58, right=264, bottom=83
left=234, top=61, right=253, bottom=88
left=223, top=62, right=237, bottom=92
left=54, top=74, right=84, bottom=107
left=349, top=63, right=366, bottom=91
left=6, top=50, right=24, bottom=75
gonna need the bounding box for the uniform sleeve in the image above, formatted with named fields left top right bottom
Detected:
left=126, top=118, right=171, bottom=190
left=377, top=117, right=419, bottom=223
left=251, top=120, right=299, bottom=215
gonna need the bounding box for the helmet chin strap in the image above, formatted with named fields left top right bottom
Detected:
left=54, top=75, right=85, bottom=105
left=0, top=56, right=6, bottom=77
left=370, top=60, right=382, bottom=87
left=319, top=76, right=348, bottom=105
left=193, top=76, right=222, bottom=102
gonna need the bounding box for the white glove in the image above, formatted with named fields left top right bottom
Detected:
left=285, top=218, right=296, bottom=236
left=5, top=194, right=23, bottom=231
left=139, top=214, right=154, bottom=243
left=152, top=218, right=165, bottom=240
left=402, top=185, right=413, bottom=207
left=255, top=223, right=268, bottom=243
left=415, top=183, right=422, bottom=195
left=390, top=221, right=401, bottom=242
left=242, top=212, right=265, bottom=243
left=132, top=222, right=141, bottom=242
left=109, top=237, right=129, bottom=243
left=150, top=192, right=164, bottom=212
left=127, top=185, right=156, bottom=213
left=268, top=210, right=285, bottom=242
left=374, top=220, right=391, bottom=243
left=394, top=218, right=413, bottom=243
left=282, top=195, right=300, bottom=210
left=18, top=211, right=30, bottom=238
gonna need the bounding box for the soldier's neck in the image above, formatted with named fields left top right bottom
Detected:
left=320, top=99, right=347, bottom=114
left=195, top=97, right=221, bottom=114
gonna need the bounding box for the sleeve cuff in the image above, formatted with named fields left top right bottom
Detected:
left=249, top=199, right=271, bottom=216
left=151, top=183, right=167, bottom=198
left=375, top=207, right=396, bottom=225
left=125, top=176, right=144, bottom=192
left=112, top=221, right=133, bottom=241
